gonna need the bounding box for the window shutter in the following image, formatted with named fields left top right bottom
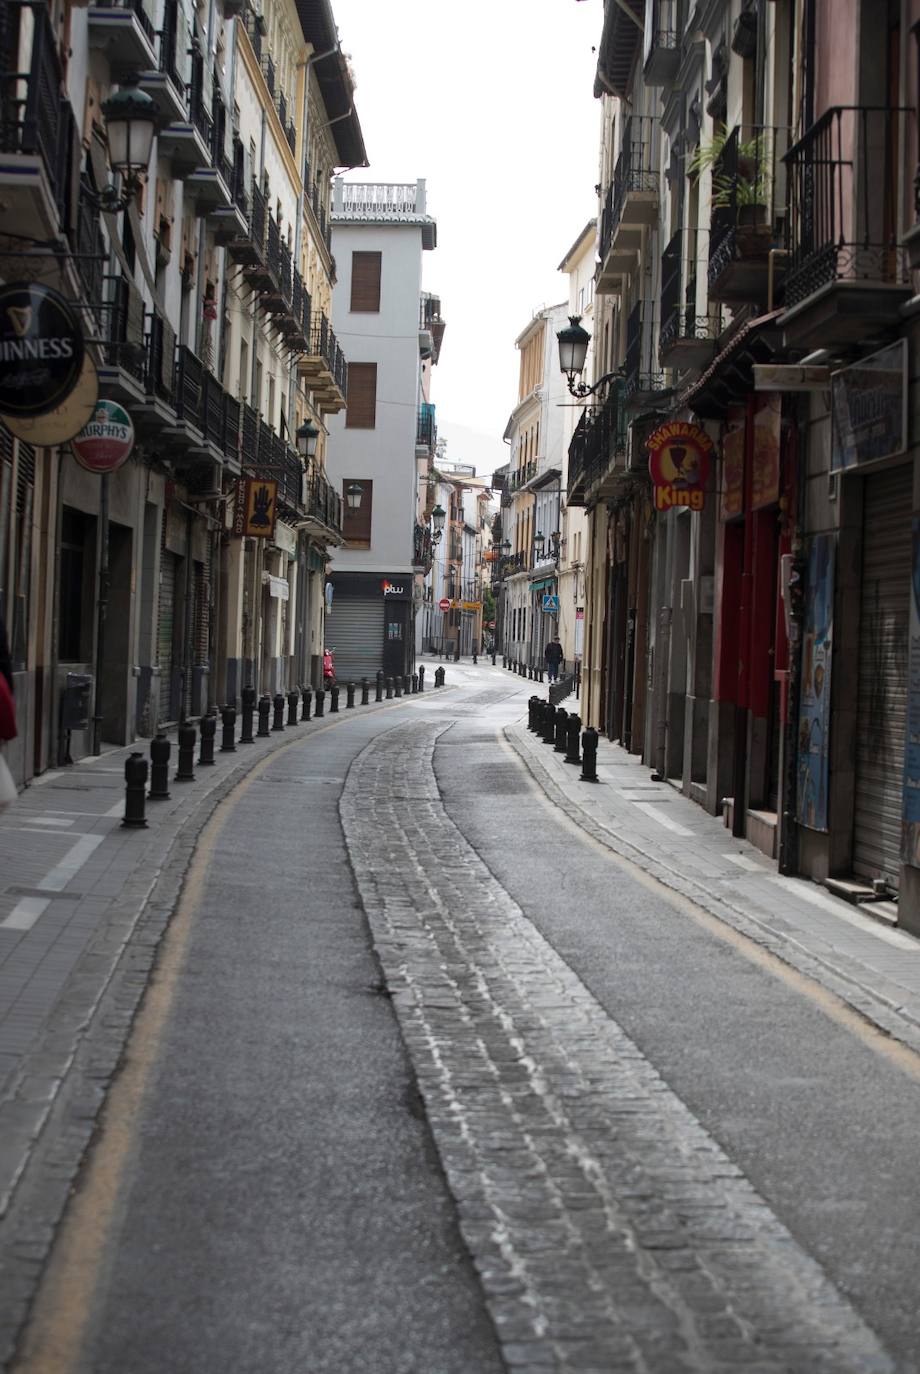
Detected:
left=350, top=251, right=381, bottom=312
left=345, top=363, right=377, bottom=429
left=343, top=478, right=372, bottom=548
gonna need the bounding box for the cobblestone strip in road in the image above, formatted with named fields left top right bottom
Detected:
left=340, top=722, right=893, bottom=1374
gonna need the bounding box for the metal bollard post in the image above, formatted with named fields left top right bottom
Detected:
left=122, top=752, right=148, bottom=828
left=411, top=673, right=419, bottom=694
left=528, top=696, right=540, bottom=732
left=301, top=685, right=313, bottom=721
left=565, top=713, right=581, bottom=765
left=542, top=703, right=557, bottom=745
left=288, top=689, right=300, bottom=726
left=580, top=727, right=599, bottom=783
left=418, top=665, right=425, bottom=692
left=175, top=723, right=197, bottom=781
left=554, top=707, right=568, bottom=753
left=329, top=684, right=340, bottom=713
left=346, top=682, right=355, bottom=709
left=385, top=677, right=394, bottom=699
left=394, top=676, right=403, bottom=698
left=220, top=705, right=237, bottom=752
left=538, top=668, right=545, bottom=684
left=272, top=693, right=286, bottom=730
left=149, top=731, right=171, bottom=800
left=240, top=685, right=256, bottom=744
left=375, top=672, right=384, bottom=702
left=199, top=711, right=217, bottom=766
left=361, top=678, right=369, bottom=705
left=473, top=650, right=477, bottom=665
left=257, top=695, right=271, bottom=737
left=314, top=688, right=325, bottom=717
left=403, top=674, right=411, bottom=695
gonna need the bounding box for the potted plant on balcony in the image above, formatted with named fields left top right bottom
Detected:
left=688, top=126, right=772, bottom=227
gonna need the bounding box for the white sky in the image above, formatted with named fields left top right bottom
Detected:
left=329, top=0, right=603, bottom=478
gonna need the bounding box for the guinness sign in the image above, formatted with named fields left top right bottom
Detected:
left=0, top=282, right=85, bottom=419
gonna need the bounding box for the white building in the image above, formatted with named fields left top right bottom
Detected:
left=325, top=179, right=438, bottom=681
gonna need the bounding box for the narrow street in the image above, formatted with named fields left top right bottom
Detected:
left=4, top=664, right=920, bottom=1373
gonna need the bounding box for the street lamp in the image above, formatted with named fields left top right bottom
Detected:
left=431, top=503, right=446, bottom=544
left=345, top=482, right=364, bottom=511
left=556, top=315, right=622, bottom=399
left=296, top=419, right=319, bottom=460
left=534, top=530, right=545, bottom=559
left=85, top=78, right=158, bottom=211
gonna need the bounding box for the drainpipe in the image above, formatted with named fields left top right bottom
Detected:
left=731, top=397, right=756, bottom=837
left=91, top=474, right=110, bottom=756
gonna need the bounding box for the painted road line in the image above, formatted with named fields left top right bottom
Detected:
left=768, top=873, right=920, bottom=951
left=1, top=834, right=105, bottom=932
left=633, top=801, right=695, bottom=836
left=21, top=817, right=75, bottom=828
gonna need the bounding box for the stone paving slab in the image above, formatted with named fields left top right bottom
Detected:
left=505, top=714, right=920, bottom=1058
left=341, top=720, right=894, bottom=1374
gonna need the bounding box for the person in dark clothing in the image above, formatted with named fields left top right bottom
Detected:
left=0, top=609, right=12, bottom=693
left=544, top=637, right=564, bottom=683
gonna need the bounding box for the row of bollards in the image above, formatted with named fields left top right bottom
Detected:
left=504, top=658, right=545, bottom=683
left=123, top=664, right=444, bottom=827
left=527, top=696, right=599, bottom=783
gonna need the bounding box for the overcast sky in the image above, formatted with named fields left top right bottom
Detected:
left=330, top=0, right=602, bottom=478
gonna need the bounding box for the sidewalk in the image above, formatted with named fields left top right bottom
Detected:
left=506, top=705, right=920, bottom=1058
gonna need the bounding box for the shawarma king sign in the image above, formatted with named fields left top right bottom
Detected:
left=646, top=420, right=714, bottom=512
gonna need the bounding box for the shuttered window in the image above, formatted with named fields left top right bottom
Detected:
left=350, top=251, right=381, bottom=312
left=345, top=363, right=377, bottom=429
left=342, top=478, right=372, bottom=548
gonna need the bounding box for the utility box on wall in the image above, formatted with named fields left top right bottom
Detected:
left=61, top=673, right=92, bottom=730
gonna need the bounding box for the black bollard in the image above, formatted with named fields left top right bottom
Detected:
left=385, top=677, right=394, bottom=699
left=411, top=673, right=419, bottom=694
left=257, top=695, right=271, bottom=737
left=346, top=682, right=356, bottom=709
left=288, top=689, right=300, bottom=726
left=272, top=693, right=286, bottom=730
left=240, top=684, right=256, bottom=744
left=220, top=704, right=237, bottom=752
left=375, top=673, right=384, bottom=703
left=580, top=727, right=599, bottom=783
left=554, top=707, right=568, bottom=753
left=403, top=674, right=411, bottom=695
left=565, top=713, right=582, bottom=765
left=329, top=684, right=340, bottom=713
left=122, top=752, right=148, bottom=828
left=199, top=711, right=217, bottom=766
left=301, top=685, right=313, bottom=721
left=542, top=703, right=557, bottom=745
left=418, top=665, right=425, bottom=692
left=361, top=678, right=369, bottom=705
left=394, top=676, right=403, bottom=698
left=473, top=651, right=477, bottom=665
left=149, top=732, right=171, bottom=800
left=529, top=696, right=540, bottom=732
left=538, top=668, right=545, bottom=684
left=175, top=723, right=197, bottom=781
left=314, top=688, right=325, bottom=717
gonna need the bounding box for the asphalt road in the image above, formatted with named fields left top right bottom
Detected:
left=11, top=665, right=920, bottom=1373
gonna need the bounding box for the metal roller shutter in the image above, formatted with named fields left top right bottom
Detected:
left=157, top=550, right=178, bottom=723
left=326, top=598, right=383, bottom=681
left=853, top=464, right=911, bottom=888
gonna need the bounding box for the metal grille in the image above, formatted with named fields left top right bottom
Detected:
left=325, top=598, right=384, bottom=682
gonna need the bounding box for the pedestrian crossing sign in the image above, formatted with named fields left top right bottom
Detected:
left=542, top=594, right=559, bottom=613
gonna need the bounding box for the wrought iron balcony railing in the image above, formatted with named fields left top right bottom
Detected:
left=416, top=403, right=436, bottom=449
left=307, top=473, right=342, bottom=534
left=0, top=5, right=64, bottom=187
left=175, top=345, right=203, bottom=425
left=598, top=114, right=658, bottom=266
left=413, top=522, right=433, bottom=569
left=624, top=300, right=665, bottom=398
left=706, top=123, right=789, bottom=299
left=566, top=383, right=627, bottom=503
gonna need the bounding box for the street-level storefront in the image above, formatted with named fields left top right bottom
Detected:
left=326, top=572, right=415, bottom=681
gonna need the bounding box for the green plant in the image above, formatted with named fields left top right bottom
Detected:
left=687, top=126, right=771, bottom=209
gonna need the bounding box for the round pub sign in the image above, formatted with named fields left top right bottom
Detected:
left=646, top=420, right=714, bottom=512
left=71, top=400, right=135, bottom=474
left=0, top=282, right=85, bottom=418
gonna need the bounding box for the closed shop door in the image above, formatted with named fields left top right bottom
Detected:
left=157, top=550, right=179, bottom=722
left=326, top=598, right=383, bottom=681
left=853, top=464, right=911, bottom=887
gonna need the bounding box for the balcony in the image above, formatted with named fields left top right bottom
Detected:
left=301, top=472, right=343, bottom=543
left=597, top=116, right=658, bottom=294
left=706, top=124, right=789, bottom=305
left=416, top=403, right=436, bottom=455
left=230, top=179, right=267, bottom=268
left=158, top=73, right=211, bottom=173
left=241, top=407, right=306, bottom=516
left=413, top=523, right=434, bottom=573
left=643, top=0, right=679, bottom=86
left=566, top=384, right=627, bottom=507
left=781, top=105, right=912, bottom=349
left=296, top=313, right=347, bottom=414
left=0, top=6, right=76, bottom=248
left=419, top=293, right=445, bottom=361
left=137, top=0, right=187, bottom=124
left=87, top=0, right=157, bottom=79
left=211, top=153, right=249, bottom=242
left=624, top=301, right=667, bottom=407
left=659, top=232, right=719, bottom=369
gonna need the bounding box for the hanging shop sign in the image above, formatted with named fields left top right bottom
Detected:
left=751, top=395, right=781, bottom=510
left=831, top=339, right=907, bottom=472
left=2, top=352, right=99, bottom=447
left=646, top=421, right=713, bottom=512
left=70, top=399, right=135, bottom=474
left=721, top=425, right=745, bottom=520
left=0, top=282, right=85, bottom=418
left=234, top=478, right=278, bottom=539
left=796, top=533, right=835, bottom=833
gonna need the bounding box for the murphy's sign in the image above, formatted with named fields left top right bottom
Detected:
left=646, top=421, right=714, bottom=512
left=0, top=282, right=84, bottom=418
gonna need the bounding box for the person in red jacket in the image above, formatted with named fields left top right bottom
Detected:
left=322, top=647, right=335, bottom=685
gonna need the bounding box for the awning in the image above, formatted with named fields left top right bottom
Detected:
left=679, top=310, right=783, bottom=419
left=530, top=576, right=557, bottom=593
left=594, top=0, right=644, bottom=99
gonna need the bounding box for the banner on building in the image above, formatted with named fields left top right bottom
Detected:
left=751, top=395, right=781, bottom=509
left=646, top=421, right=713, bottom=512
left=903, top=516, right=920, bottom=865
left=831, top=339, right=906, bottom=472
left=721, top=426, right=744, bottom=520
left=796, top=533, right=835, bottom=832
left=234, top=478, right=278, bottom=539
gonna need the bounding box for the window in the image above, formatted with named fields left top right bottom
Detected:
left=350, top=251, right=382, bottom=312
left=343, top=478, right=372, bottom=548
left=345, top=363, right=377, bottom=429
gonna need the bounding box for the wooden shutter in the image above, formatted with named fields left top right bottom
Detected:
left=350, top=251, right=381, bottom=312
left=345, top=363, right=377, bottom=429
left=342, top=478, right=372, bottom=548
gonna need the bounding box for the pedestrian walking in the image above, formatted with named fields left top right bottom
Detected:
left=544, top=637, right=564, bottom=683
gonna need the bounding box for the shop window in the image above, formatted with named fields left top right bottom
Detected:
left=345, top=363, right=377, bottom=428
left=343, top=478, right=372, bottom=548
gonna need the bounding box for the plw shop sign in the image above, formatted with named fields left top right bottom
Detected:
left=646, top=421, right=713, bottom=512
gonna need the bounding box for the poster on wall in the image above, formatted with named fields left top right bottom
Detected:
left=751, top=395, right=781, bottom=509
left=721, top=426, right=744, bottom=520
left=902, top=517, right=920, bottom=864
left=831, top=339, right=906, bottom=472
left=796, top=533, right=835, bottom=832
